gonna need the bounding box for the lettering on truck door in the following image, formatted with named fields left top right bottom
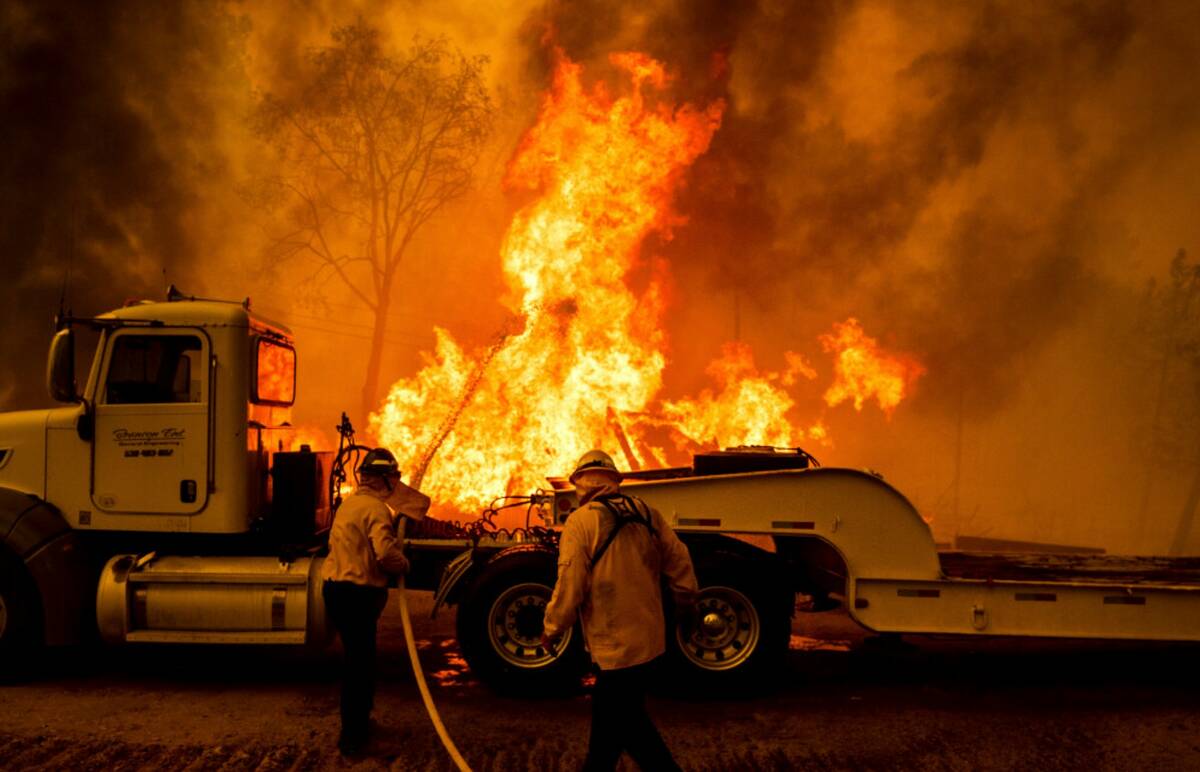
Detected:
left=92, top=329, right=211, bottom=515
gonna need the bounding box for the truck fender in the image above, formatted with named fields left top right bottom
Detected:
left=0, top=488, right=91, bottom=645
left=431, top=543, right=557, bottom=618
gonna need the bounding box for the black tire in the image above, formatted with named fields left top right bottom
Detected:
left=455, top=548, right=589, bottom=695
left=667, top=553, right=792, bottom=690
left=0, top=549, right=43, bottom=682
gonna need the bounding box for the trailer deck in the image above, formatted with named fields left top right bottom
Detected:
left=939, top=552, right=1200, bottom=586
left=564, top=465, right=1200, bottom=644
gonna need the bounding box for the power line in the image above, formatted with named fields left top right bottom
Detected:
left=255, top=303, right=428, bottom=336
left=283, top=319, right=431, bottom=349
left=254, top=302, right=497, bottom=353
left=253, top=293, right=425, bottom=325
left=253, top=302, right=438, bottom=341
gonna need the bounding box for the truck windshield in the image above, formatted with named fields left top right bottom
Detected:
left=254, top=337, right=295, bottom=405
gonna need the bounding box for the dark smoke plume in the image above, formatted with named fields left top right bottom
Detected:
left=516, top=0, right=1200, bottom=550
left=0, top=1, right=246, bottom=409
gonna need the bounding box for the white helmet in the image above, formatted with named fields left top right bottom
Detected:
left=569, top=449, right=622, bottom=484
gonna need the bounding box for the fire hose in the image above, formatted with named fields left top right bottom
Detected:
left=391, top=498, right=555, bottom=771
left=394, top=429, right=475, bottom=772
left=389, top=325, right=517, bottom=772
left=397, top=574, right=471, bottom=772
left=330, top=328, right=519, bottom=772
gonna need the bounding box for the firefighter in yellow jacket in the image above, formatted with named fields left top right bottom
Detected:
left=542, top=450, right=698, bottom=772
left=322, top=447, right=430, bottom=756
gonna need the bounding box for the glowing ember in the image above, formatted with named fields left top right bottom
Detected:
left=370, top=50, right=922, bottom=516
left=819, top=318, right=924, bottom=416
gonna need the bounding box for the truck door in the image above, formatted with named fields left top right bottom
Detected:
left=92, top=328, right=211, bottom=515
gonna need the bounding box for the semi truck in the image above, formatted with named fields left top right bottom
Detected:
left=2, top=290, right=1199, bottom=691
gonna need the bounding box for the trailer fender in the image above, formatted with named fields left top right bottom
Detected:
left=0, top=488, right=91, bottom=646
left=432, top=548, right=478, bottom=618
left=484, top=542, right=559, bottom=564
left=432, top=543, right=559, bottom=618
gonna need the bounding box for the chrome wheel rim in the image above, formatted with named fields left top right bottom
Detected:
left=487, top=582, right=572, bottom=669
left=677, top=585, right=760, bottom=671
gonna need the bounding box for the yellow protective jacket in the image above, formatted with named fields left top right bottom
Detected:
left=322, top=485, right=426, bottom=587
left=543, top=492, right=698, bottom=671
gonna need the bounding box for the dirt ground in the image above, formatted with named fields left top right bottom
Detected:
left=3, top=591, right=1200, bottom=771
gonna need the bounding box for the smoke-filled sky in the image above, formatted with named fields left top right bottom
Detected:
left=3, top=0, right=1199, bottom=552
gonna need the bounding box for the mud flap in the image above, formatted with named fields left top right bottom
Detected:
left=432, top=548, right=476, bottom=619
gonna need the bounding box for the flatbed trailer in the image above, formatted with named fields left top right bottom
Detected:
left=428, top=462, right=1200, bottom=691
left=622, top=467, right=1200, bottom=642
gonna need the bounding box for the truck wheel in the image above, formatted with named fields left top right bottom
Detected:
left=0, top=551, right=43, bottom=682
left=456, top=549, right=588, bottom=694
left=669, top=555, right=791, bottom=688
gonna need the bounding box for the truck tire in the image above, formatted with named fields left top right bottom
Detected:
left=0, top=549, right=43, bottom=682
left=456, top=548, right=588, bottom=694
left=668, top=553, right=792, bottom=689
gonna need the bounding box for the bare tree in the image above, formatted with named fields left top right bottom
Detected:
left=255, top=20, right=492, bottom=420
left=1133, top=249, right=1200, bottom=553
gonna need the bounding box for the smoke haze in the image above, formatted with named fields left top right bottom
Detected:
left=2, top=0, right=1199, bottom=552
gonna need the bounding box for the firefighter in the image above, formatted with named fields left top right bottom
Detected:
left=322, top=447, right=430, bottom=756
left=541, top=449, right=698, bottom=772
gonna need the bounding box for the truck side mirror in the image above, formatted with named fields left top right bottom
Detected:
left=46, top=328, right=79, bottom=403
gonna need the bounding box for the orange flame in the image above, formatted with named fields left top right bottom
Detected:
left=372, top=49, right=722, bottom=512
left=370, top=50, right=922, bottom=516
left=653, top=342, right=825, bottom=454
left=819, top=318, right=925, bottom=416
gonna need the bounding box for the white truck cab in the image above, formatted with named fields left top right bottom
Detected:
left=0, top=292, right=330, bottom=658
left=34, top=298, right=297, bottom=534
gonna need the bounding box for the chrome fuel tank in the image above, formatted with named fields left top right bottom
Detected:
left=96, top=553, right=332, bottom=645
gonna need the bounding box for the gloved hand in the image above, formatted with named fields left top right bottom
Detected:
left=382, top=552, right=410, bottom=577
left=384, top=555, right=411, bottom=588
left=540, top=631, right=561, bottom=655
